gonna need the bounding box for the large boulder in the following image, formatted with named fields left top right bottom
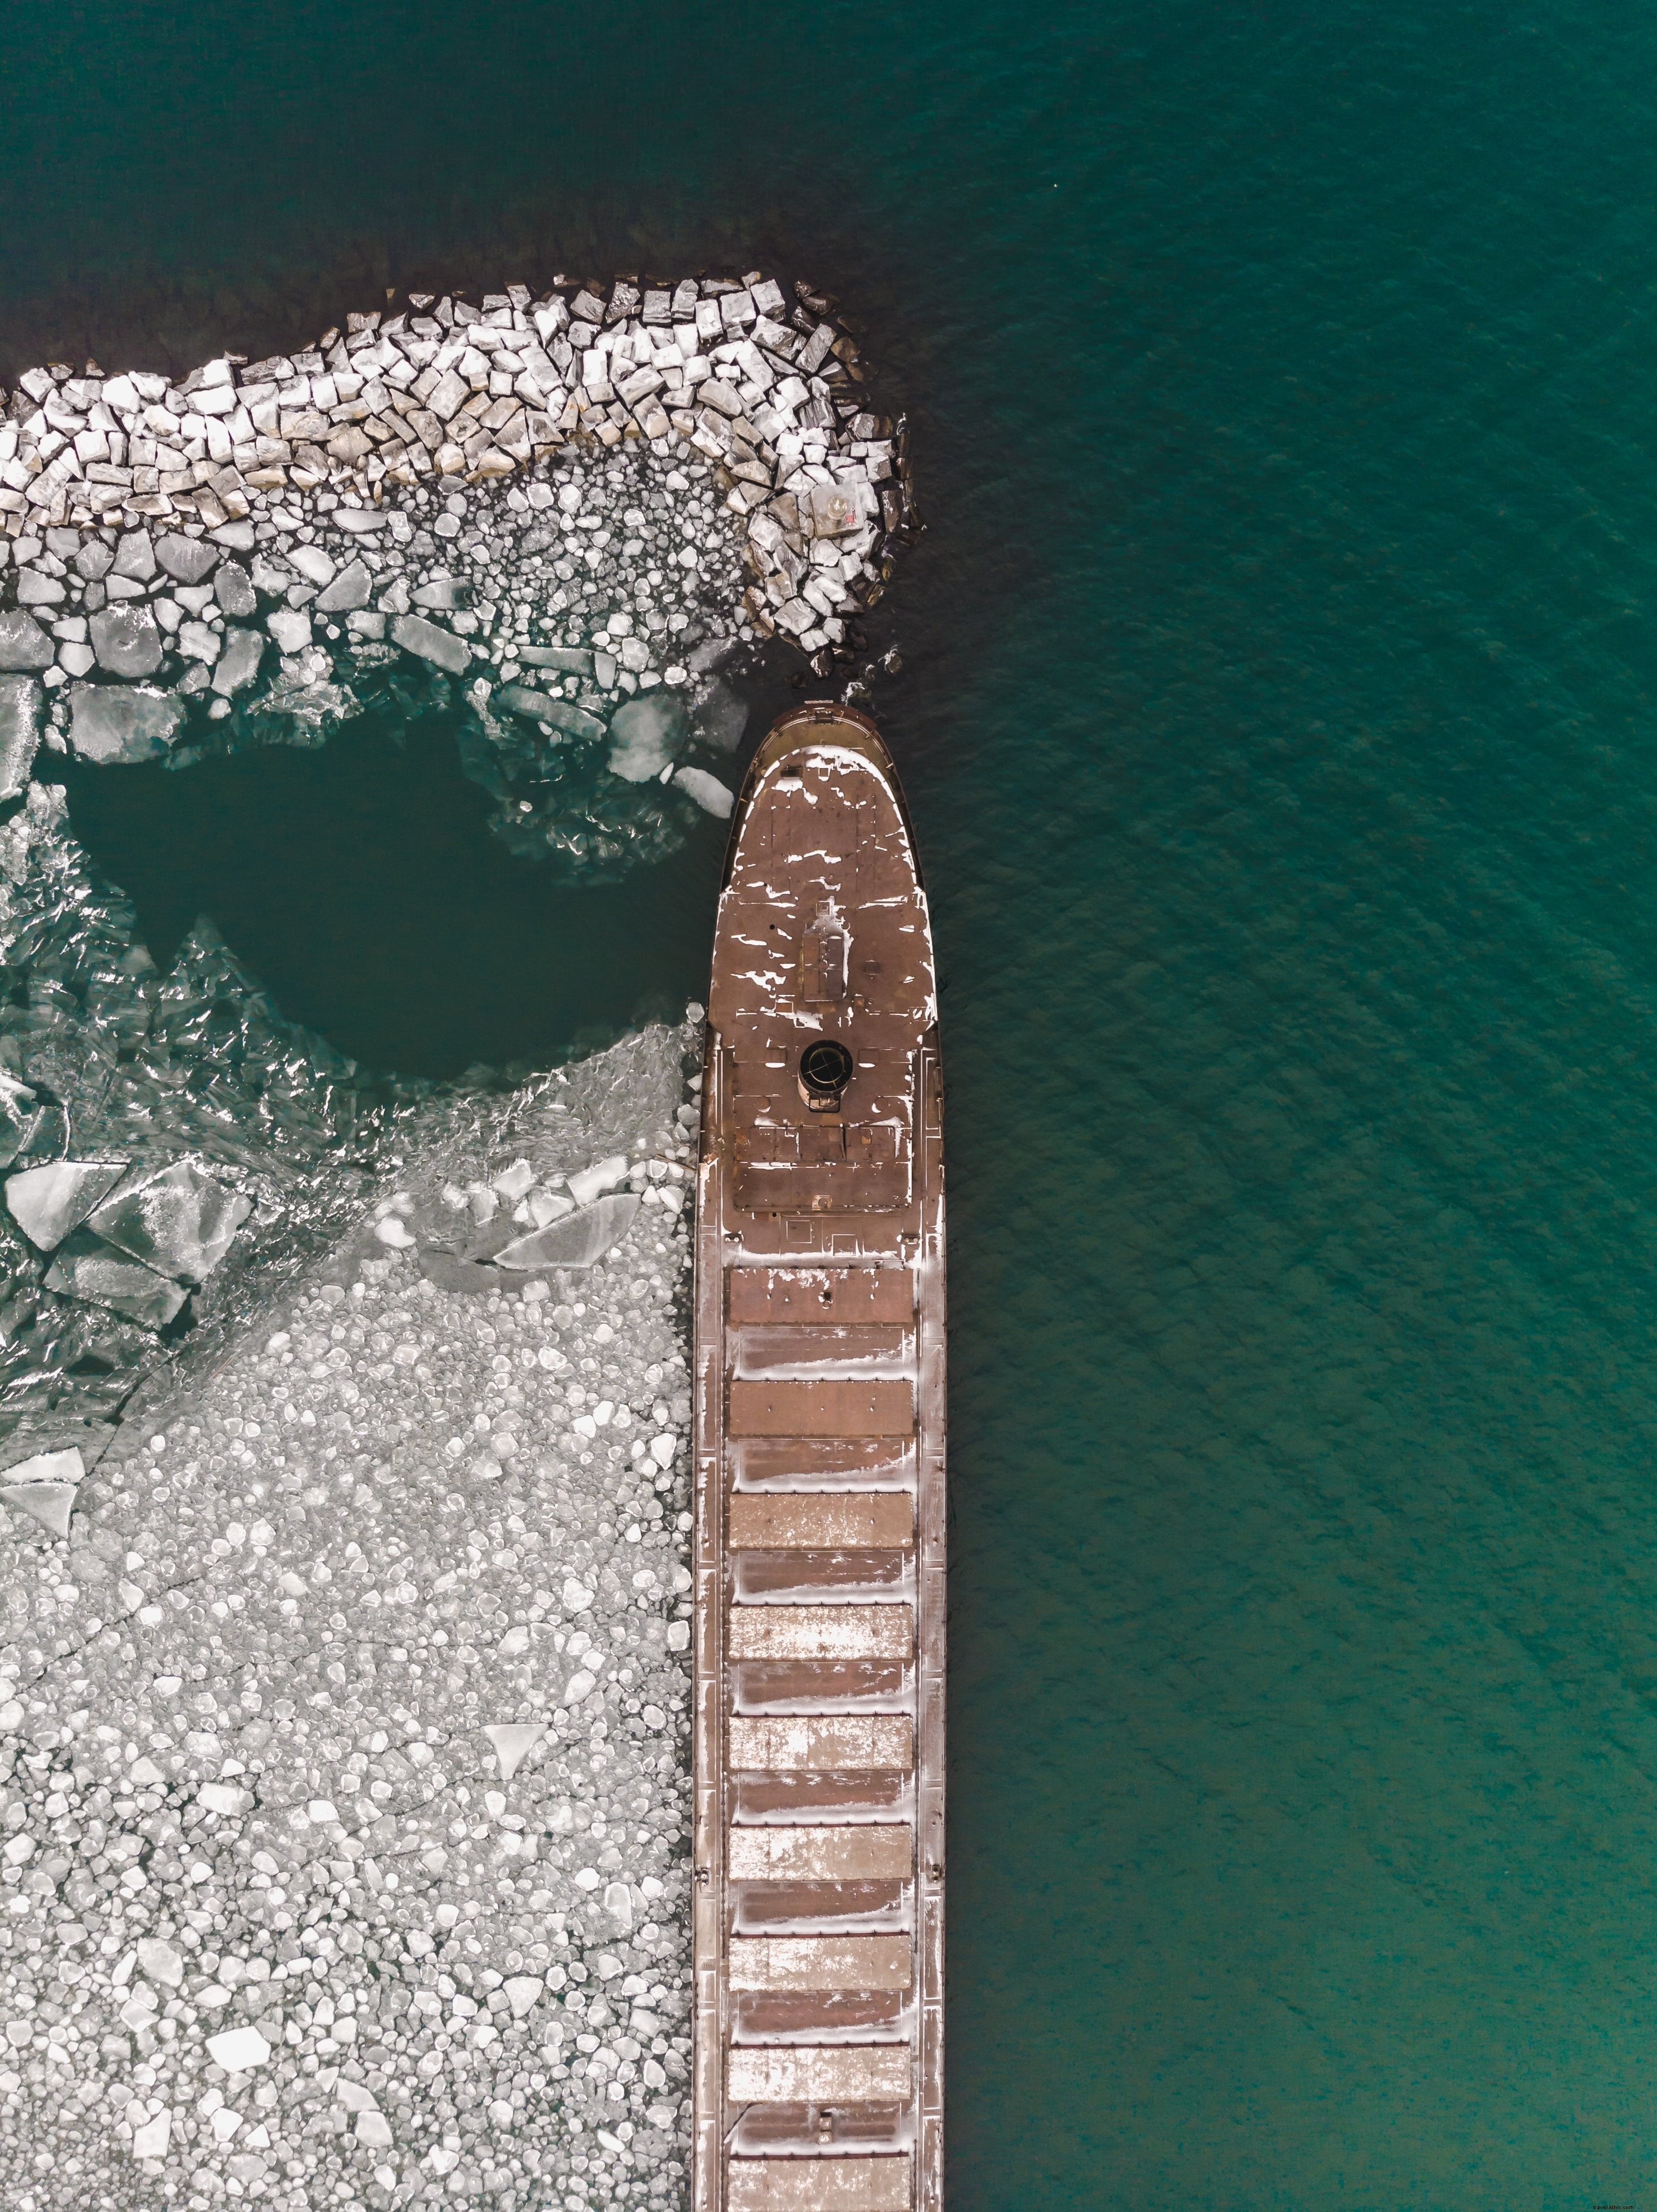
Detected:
left=68, top=684, right=185, bottom=763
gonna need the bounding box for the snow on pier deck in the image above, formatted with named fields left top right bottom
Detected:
left=693, top=706, right=945, bottom=2212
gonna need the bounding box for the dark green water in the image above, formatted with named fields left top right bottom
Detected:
left=11, top=0, right=1657, bottom=2201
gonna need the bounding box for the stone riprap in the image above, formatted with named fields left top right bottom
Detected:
left=0, top=274, right=916, bottom=869
left=0, top=1022, right=702, bottom=2212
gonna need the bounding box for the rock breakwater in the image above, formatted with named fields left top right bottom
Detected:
left=0, top=273, right=917, bottom=875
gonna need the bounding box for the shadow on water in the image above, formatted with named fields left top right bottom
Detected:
left=58, top=714, right=727, bottom=1081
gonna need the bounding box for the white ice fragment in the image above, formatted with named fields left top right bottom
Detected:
left=673, top=765, right=735, bottom=818
left=483, top=1723, right=546, bottom=1782
left=565, top=1670, right=596, bottom=1704
left=306, top=1799, right=339, bottom=1825
left=567, top=1156, right=629, bottom=1207
left=336, top=2080, right=378, bottom=2113
left=209, top=2107, right=244, bottom=2145
left=356, top=2110, right=394, bottom=2149
left=493, top=1158, right=534, bottom=1200
left=6, top=1159, right=126, bottom=1250
left=208, top=2026, right=272, bottom=2073
left=287, top=544, right=337, bottom=588
left=0, top=1449, right=84, bottom=1538
left=503, top=1975, right=543, bottom=2019
left=374, top=1216, right=415, bottom=1248
left=603, top=1880, right=634, bottom=1930
left=650, top=1433, right=677, bottom=1469
left=137, top=1938, right=184, bottom=1988
left=666, top=1621, right=690, bottom=1652
left=573, top=1867, right=601, bottom=1891
left=562, top=1578, right=594, bottom=1612
left=128, top=1756, right=165, bottom=1785
left=499, top=1626, right=529, bottom=1656
left=131, top=2111, right=172, bottom=2159
left=198, top=1778, right=251, bottom=1815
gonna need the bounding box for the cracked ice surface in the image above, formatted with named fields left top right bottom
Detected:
left=0, top=1022, right=703, bottom=2212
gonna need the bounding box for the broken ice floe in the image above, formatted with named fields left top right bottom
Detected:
left=0, top=271, right=918, bottom=879
left=0, top=1017, right=701, bottom=2207
left=0, top=780, right=445, bottom=1463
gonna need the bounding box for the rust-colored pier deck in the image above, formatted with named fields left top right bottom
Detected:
left=692, top=705, right=945, bottom=2212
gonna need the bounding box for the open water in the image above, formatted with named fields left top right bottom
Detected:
left=8, top=0, right=1657, bottom=2202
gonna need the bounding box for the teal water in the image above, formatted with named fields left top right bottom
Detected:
left=10, top=0, right=1657, bottom=2201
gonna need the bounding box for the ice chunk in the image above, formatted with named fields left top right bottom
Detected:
left=411, top=576, right=467, bottom=611
left=197, top=1781, right=251, bottom=1815
left=44, top=1232, right=189, bottom=1328
left=416, top=1250, right=506, bottom=1294
left=517, top=644, right=593, bottom=675
left=0, top=1076, right=36, bottom=1169
left=131, top=2111, right=172, bottom=2159
left=0, top=1448, right=84, bottom=1538
left=212, top=628, right=265, bottom=698
left=0, top=611, right=54, bottom=674
left=0, top=677, right=41, bottom=797
left=68, top=683, right=184, bottom=762
left=87, top=1160, right=251, bottom=1284
left=567, top=1156, right=629, bottom=1206
left=287, top=545, right=337, bottom=589
left=90, top=604, right=164, bottom=678
left=111, top=529, right=156, bottom=582
left=492, top=1159, right=535, bottom=1200
left=0, top=1444, right=84, bottom=1487
left=137, top=1937, right=185, bottom=1987
left=484, top=1723, right=546, bottom=1781
left=392, top=613, right=471, bottom=674
left=606, top=693, right=686, bottom=783
left=155, top=533, right=218, bottom=585
left=213, top=561, right=257, bottom=618
left=208, top=2025, right=272, bottom=2073
left=356, top=2110, right=394, bottom=2149
left=493, top=1192, right=639, bottom=1270
left=603, top=1880, right=634, bottom=1931
left=562, top=1578, right=595, bottom=1612
left=503, top=1975, right=544, bottom=2019
left=266, top=608, right=312, bottom=656
left=6, top=1159, right=127, bottom=1249
left=692, top=674, right=749, bottom=752
left=315, top=559, right=371, bottom=614
left=674, top=766, right=734, bottom=818
left=499, top=691, right=606, bottom=741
